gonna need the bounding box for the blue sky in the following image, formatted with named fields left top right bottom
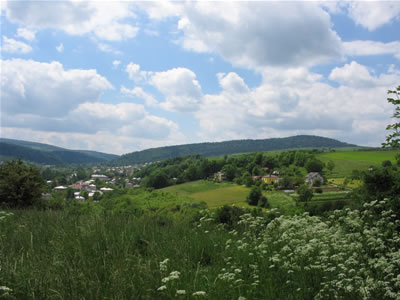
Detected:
left=1, top=1, right=400, bottom=155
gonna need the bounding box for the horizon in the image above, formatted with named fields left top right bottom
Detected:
left=1, top=1, right=399, bottom=155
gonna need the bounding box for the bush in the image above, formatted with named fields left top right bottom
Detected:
left=0, top=160, right=45, bottom=208
left=214, top=205, right=246, bottom=228
left=246, top=186, right=262, bottom=206
left=315, top=188, right=323, bottom=194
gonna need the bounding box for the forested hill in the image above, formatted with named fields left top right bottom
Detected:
left=0, top=138, right=119, bottom=165
left=111, top=135, right=359, bottom=165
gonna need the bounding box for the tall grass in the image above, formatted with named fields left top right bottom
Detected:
left=1, top=201, right=399, bottom=299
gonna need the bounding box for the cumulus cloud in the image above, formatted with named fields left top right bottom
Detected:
left=2, top=100, right=182, bottom=152
left=193, top=64, right=400, bottom=147
left=120, top=86, right=158, bottom=107
left=126, top=62, right=151, bottom=83
left=343, top=40, right=400, bottom=60
left=1, top=59, right=112, bottom=117
left=3, top=0, right=138, bottom=41
left=16, top=28, right=36, bottom=41
left=123, top=62, right=203, bottom=112
left=329, top=61, right=399, bottom=88
left=150, top=67, right=203, bottom=112
left=217, top=72, right=249, bottom=94
left=345, top=1, right=400, bottom=31
left=1, top=36, right=32, bottom=54
left=0, top=125, right=186, bottom=155
left=168, top=1, right=343, bottom=69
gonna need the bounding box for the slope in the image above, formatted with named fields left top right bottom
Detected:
left=111, top=135, right=359, bottom=165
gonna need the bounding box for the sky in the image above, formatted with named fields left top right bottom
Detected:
left=1, top=0, right=400, bottom=155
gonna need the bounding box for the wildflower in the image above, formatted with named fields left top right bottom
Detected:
left=157, top=285, right=167, bottom=291
left=0, top=286, right=12, bottom=292
left=159, top=258, right=169, bottom=272
left=192, top=291, right=207, bottom=296
left=238, top=297, right=246, bottom=300
left=176, top=290, right=186, bottom=295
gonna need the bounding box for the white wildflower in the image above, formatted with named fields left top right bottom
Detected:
left=192, top=291, right=207, bottom=296
left=176, top=290, right=186, bottom=295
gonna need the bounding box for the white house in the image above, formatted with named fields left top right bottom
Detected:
left=305, top=172, right=324, bottom=185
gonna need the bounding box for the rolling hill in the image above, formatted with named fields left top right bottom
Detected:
left=110, top=135, right=359, bottom=165
left=0, top=138, right=119, bottom=165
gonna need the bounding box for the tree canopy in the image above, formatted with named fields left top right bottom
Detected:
left=383, top=86, right=400, bottom=148
left=0, top=160, right=45, bottom=207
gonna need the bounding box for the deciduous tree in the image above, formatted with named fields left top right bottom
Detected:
left=383, top=86, right=400, bottom=148
left=0, top=160, right=45, bottom=207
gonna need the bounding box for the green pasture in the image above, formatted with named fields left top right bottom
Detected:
left=318, top=150, right=399, bottom=178
left=328, top=178, right=362, bottom=189
left=162, top=180, right=228, bottom=196
left=265, top=192, right=297, bottom=213
left=162, top=180, right=251, bottom=208
left=162, top=180, right=299, bottom=212
left=319, top=150, right=399, bottom=163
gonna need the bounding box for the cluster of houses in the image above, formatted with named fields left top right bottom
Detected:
left=214, top=170, right=324, bottom=186
left=52, top=173, right=141, bottom=201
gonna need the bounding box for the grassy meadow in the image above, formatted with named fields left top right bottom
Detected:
left=162, top=180, right=298, bottom=212
left=162, top=181, right=252, bottom=208
left=318, top=150, right=399, bottom=178
left=1, top=199, right=399, bottom=299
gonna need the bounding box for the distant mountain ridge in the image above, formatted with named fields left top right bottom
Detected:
left=0, top=138, right=119, bottom=165
left=110, top=135, right=359, bottom=166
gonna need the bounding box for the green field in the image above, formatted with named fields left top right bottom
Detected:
left=162, top=181, right=298, bottom=212
left=319, top=150, right=399, bottom=163
left=162, top=181, right=252, bottom=208
left=317, top=150, right=399, bottom=178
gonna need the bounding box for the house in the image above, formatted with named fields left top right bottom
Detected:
left=75, top=195, right=85, bottom=202
left=252, top=176, right=262, bottom=181
left=70, top=183, right=83, bottom=191
left=214, top=172, right=226, bottom=182
left=100, top=187, right=113, bottom=192
left=305, top=172, right=324, bottom=185
left=262, top=175, right=280, bottom=185
left=91, top=174, right=109, bottom=181
left=54, top=186, right=67, bottom=192
left=86, top=184, right=97, bottom=192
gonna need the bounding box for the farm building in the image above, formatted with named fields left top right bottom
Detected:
left=262, top=175, right=280, bottom=185
left=305, top=172, right=324, bottom=185
left=214, top=172, right=226, bottom=182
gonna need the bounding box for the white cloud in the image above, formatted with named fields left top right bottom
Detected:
left=2, top=100, right=184, bottom=153
left=345, top=1, right=400, bottom=31
left=126, top=62, right=150, bottom=83
left=343, top=40, right=400, bottom=60
left=4, top=1, right=138, bottom=41
left=97, top=43, right=122, bottom=55
left=329, top=61, right=399, bottom=88
left=1, top=36, right=32, bottom=54
left=1, top=59, right=112, bottom=117
left=0, top=125, right=186, bottom=155
left=217, top=72, right=249, bottom=94
left=112, top=60, right=121, bottom=68
left=16, top=28, right=36, bottom=41
left=56, top=43, right=64, bottom=53
left=120, top=86, right=158, bottom=107
left=123, top=63, right=203, bottom=111
left=150, top=67, right=203, bottom=112
left=192, top=64, right=400, bottom=147
left=167, top=1, right=343, bottom=69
